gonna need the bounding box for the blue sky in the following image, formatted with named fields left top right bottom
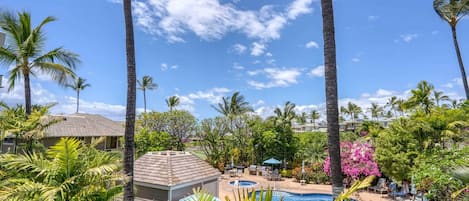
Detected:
left=0, top=0, right=468, bottom=120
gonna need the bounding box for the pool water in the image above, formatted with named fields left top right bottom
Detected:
left=230, top=180, right=257, bottom=187
left=255, top=191, right=335, bottom=201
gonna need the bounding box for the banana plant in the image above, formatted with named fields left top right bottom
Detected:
left=335, top=175, right=375, bottom=201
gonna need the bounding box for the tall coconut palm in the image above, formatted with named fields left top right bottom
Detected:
left=321, top=0, right=343, bottom=197
left=433, top=90, right=450, bottom=106
left=408, top=81, right=435, bottom=114
left=123, top=0, right=137, bottom=199
left=0, top=138, right=122, bottom=200
left=296, top=112, right=308, bottom=125
left=386, top=96, right=398, bottom=116
left=213, top=91, right=253, bottom=120
left=369, top=103, right=384, bottom=121
left=433, top=0, right=469, bottom=99
left=0, top=12, right=79, bottom=115
left=310, top=110, right=320, bottom=129
left=166, top=95, right=180, bottom=111
left=66, top=77, right=91, bottom=113
left=274, top=101, right=296, bottom=126
left=137, top=75, right=157, bottom=113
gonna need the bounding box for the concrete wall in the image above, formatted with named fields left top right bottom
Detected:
left=136, top=185, right=168, bottom=201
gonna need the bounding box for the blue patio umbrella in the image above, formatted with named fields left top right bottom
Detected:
left=263, top=158, right=281, bottom=171
left=263, top=158, right=281, bottom=165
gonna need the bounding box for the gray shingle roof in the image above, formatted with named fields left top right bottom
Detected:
left=134, top=151, right=221, bottom=187
left=44, top=113, right=124, bottom=137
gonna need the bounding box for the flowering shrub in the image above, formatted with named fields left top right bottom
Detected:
left=324, top=142, right=381, bottom=180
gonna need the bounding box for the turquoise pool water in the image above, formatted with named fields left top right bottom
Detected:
left=230, top=180, right=257, bottom=187
left=255, top=191, right=336, bottom=201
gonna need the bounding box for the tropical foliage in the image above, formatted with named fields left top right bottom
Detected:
left=0, top=103, right=60, bottom=153
left=0, top=138, right=123, bottom=200
left=137, top=110, right=196, bottom=151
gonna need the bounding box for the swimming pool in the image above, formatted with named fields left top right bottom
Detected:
left=230, top=180, right=257, bottom=188
left=254, top=191, right=340, bottom=201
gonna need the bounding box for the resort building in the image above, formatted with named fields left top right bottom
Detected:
left=1, top=113, right=123, bottom=153
left=292, top=118, right=395, bottom=133
left=134, top=151, right=221, bottom=201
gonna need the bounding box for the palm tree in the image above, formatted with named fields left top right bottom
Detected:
left=213, top=92, right=253, bottom=120
left=274, top=101, right=296, bottom=126
left=408, top=81, right=435, bottom=114
left=137, top=75, right=158, bottom=113
left=0, top=138, right=122, bottom=200
left=166, top=96, right=180, bottom=111
left=433, top=0, right=469, bottom=99
left=0, top=12, right=79, bottom=115
left=433, top=90, right=450, bottom=107
left=66, top=77, right=91, bottom=113
left=310, top=110, right=320, bottom=129
left=123, top=0, right=137, bottom=199
left=321, top=0, right=344, bottom=196
left=369, top=103, right=384, bottom=121
left=386, top=96, right=398, bottom=116
left=296, top=112, right=308, bottom=125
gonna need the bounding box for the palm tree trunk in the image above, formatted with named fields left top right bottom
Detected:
left=24, top=71, right=32, bottom=115
left=143, top=89, right=147, bottom=113
left=76, top=90, right=80, bottom=113
left=451, top=25, right=469, bottom=100
left=123, top=0, right=136, bottom=200
left=321, top=0, right=343, bottom=198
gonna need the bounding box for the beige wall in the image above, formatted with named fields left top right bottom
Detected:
left=136, top=185, right=168, bottom=201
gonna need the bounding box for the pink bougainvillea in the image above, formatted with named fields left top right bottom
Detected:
left=324, top=142, right=381, bottom=179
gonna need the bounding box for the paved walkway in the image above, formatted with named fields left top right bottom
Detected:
left=219, top=170, right=392, bottom=201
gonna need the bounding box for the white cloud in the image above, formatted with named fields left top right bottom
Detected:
left=305, top=41, right=319, bottom=48
left=287, top=0, right=314, bottom=20
left=107, top=0, right=122, bottom=4
left=400, top=33, right=418, bottom=43
left=351, top=58, right=360, bottom=62
left=367, top=15, right=379, bottom=21
left=131, top=0, right=313, bottom=43
left=308, top=65, right=324, bottom=77
left=186, top=87, right=231, bottom=104
left=0, top=80, right=143, bottom=121
left=161, top=63, right=168, bottom=71
left=232, top=63, right=245, bottom=70
left=251, top=42, right=266, bottom=56
left=232, top=43, right=247, bottom=54
left=161, top=63, right=178, bottom=71
left=265, top=52, right=273, bottom=57
left=247, top=67, right=302, bottom=89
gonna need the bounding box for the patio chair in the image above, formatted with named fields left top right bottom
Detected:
left=369, top=178, right=388, bottom=194
left=271, top=169, right=281, bottom=181
left=249, top=165, right=257, bottom=175
left=388, top=182, right=406, bottom=199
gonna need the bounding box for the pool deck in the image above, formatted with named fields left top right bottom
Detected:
left=219, top=170, right=392, bottom=201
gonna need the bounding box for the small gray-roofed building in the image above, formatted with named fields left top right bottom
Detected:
left=134, top=151, right=221, bottom=201
left=42, top=113, right=124, bottom=150
left=1, top=113, right=124, bottom=153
